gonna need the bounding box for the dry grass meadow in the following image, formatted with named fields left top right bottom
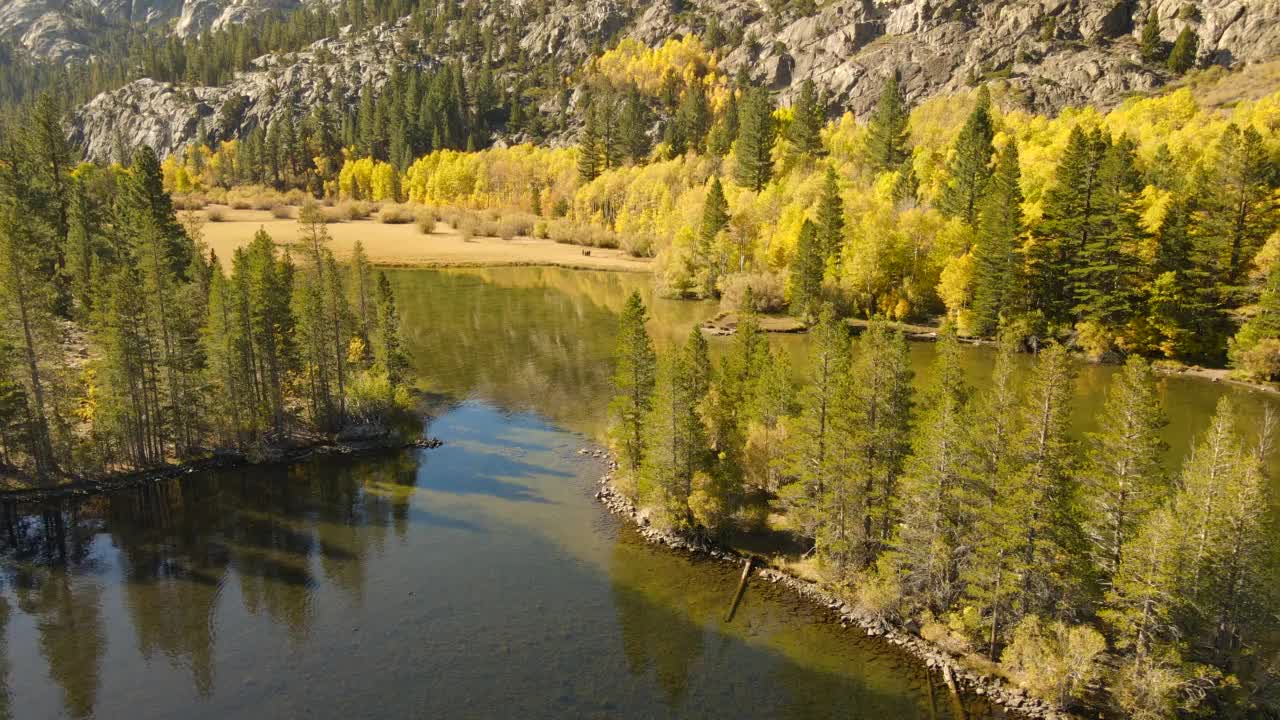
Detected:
left=196, top=206, right=652, bottom=273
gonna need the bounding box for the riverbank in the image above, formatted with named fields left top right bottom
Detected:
left=0, top=433, right=441, bottom=504
left=198, top=207, right=651, bottom=273
left=587, top=448, right=1071, bottom=720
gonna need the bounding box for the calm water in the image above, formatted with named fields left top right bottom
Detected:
left=2, top=266, right=1277, bottom=719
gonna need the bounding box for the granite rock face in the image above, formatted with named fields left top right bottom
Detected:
left=62, top=0, right=1280, bottom=159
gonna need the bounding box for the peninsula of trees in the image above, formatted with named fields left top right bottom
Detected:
left=609, top=292, right=1276, bottom=720
left=0, top=97, right=413, bottom=483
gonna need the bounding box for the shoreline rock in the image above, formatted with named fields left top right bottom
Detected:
left=585, top=447, right=1074, bottom=720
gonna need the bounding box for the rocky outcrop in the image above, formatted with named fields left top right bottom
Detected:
left=70, top=19, right=433, bottom=160
left=588, top=449, right=1071, bottom=720
left=65, top=0, right=1280, bottom=160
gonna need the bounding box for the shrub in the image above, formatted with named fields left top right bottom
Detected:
left=336, top=200, right=373, bottom=221
left=415, top=208, right=437, bottom=234
left=283, top=188, right=308, bottom=206
left=459, top=216, right=477, bottom=241
left=344, top=370, right=415, bottom=426
left=719, top=272, right=788, bottom=313
left=269, top=204, right=293, bottom=219
left=1236, top=338, right=1280, bottom=381
left=230, top=198, right=252, bottom=210
left=533, top=219, right=550, bottom=239
left=377, top=204, right=415, bottom=224
left=1001, top=615, right=1106, bottom=709
left=621, top=232, right=655, bottom=258
left=206, top=207, right=226, bottom=222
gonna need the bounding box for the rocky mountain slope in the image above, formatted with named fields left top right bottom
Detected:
left=66, top=0, right=1280, bottom=161
left=0, top=0, right=305, bottom=61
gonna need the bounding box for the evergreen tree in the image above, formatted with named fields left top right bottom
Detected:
left=1070, top=134, right=1146, bottom=332
left=674, top=82, right=711, bottom=155
left=618, top=87, right=651, bottom=163
left=890, top=325, right=972, bottom=613
left=349, top=240, right=374, bottom=356
left=1028, top=126, right=1108, bottom=324
left=866, top=70, right=910, bottom=173
left=1204, top=124, right=1273, bottom=289
left=698, top=176, right=730, bottom=297
left=374, top=271, right=409, bottom=387
left=788, top=219, right=824, bottom=320
left=846, top=321, right=913, bottom=565
left=940, top=87, right=996, bottom=226
left=706, top=89, right=739, bottom=158
left=1080, top=356, right=1169, bottom=584
left=780, top=305, right=850, bottom=543
left=971, top=140, right=1024, bottom=336
left=1229, top=259, right=1280, bottom=378
left=1140, top=10, right=1166, bottom=63
left=642, top=327, right=712, bottom=529
left=608, top=291, right=658, bottom=495
left=815, top=165, right=845, bottom=263
left=1168, top=27, right=1199, bottom=74
left=786, top=79, right=824, bottom=160
left=734, top=86, right=776, bottom=192
left=577, top=104, right=602, bottom=183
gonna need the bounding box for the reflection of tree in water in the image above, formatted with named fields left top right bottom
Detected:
left=0, top=593, right=10, bottom=720
left=108, top=480, right=228, bottom=695
left=388, top=268, right=708, bottom=436
left=608, top=537, right=706, bottom=709
left=11, top=566, right=105, bottom=719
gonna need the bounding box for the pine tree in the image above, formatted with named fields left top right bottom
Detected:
left=349, top=239, right=374, bottom=357
left=674, top=82, right=711, bottom=155
left=866, top=70, right=910, bottom=173
left=1229, top=259, right=1280, bottom=378
left=890, top=325, right=972, bottom=613
left=706, top=89, right=739, bottom=158
left=374, top=271, right=409, bottom=387
left=734, top=86, right=776, bottom=192
left=1147, top=195, right=1228, bottom=361
left=608, top=291, right=657, bottom=495
left=1167, top=27, right=1199, bottom=74
left=1080, top=356, right=1169, bottom=583
left=1140, top=10, right=1166, bottom=63
left=963, top=331, right=1024, bottom=658
left=971, top=140, right=1024, bottom=336
left=1028, top=126, right=1108, bottom=324
left=618, top=87, right=651, bottom=163
left=846, top=321, right=913, bottom=565
left=1070, top=134, right=1146, bottom=332
left=940, top=87, right=996, bottom=226
left=789, top=219, right=824, bottom=320
left=642, top=327, right=711, bottom=529
left=815, top=165, right=845, bottom=263
left=780, top=305, right=849, bottom=543
left=786, top=79, right=824, bottom=161
left=1006, top=344, right=1082, bottom=622
left=577, top=104, right=602, bottom=183
left=698, top=176, right=731, bottom=297
left=1204, top=124, right=1273, bottom=289
left=967, top=343, right=1078, bottom=654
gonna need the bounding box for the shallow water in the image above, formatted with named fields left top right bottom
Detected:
left=2, top=266, right=1276, bottom=719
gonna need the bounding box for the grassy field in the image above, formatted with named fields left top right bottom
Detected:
left=196, top=206, right=652, bottom=272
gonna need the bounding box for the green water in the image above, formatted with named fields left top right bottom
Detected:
left=2, top=266, right=1276, bottom=719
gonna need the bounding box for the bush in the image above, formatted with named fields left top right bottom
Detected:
left=230, top=198, right=252, bottom=210
left=336, top=200, right=373, bottom=221
left=283, top=188, right=308, bottom=206
left=377, top=204, right=415, bottom=224
left=269, top=204, right=293, bottom=219
left=547, top=219, right=619, bottom=248
left=1001, top=615, right=1106, bottom=709
left=621, top=232, right=655, bottom=258
left=459, top=216, right=477, bottom=241
left=206, top=207, right=226, bottom=222
left=719, top=272, right=788, bottom=313
left=533, top=219, right=550, bottom=239
left=344, top=370, right=415, bottom=426
left=1236, top=338, right=1280, bottom=381
left=415, top=208, right=437, bottom=234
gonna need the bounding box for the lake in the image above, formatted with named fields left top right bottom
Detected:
left=2, top=266, right=1276, bottom=719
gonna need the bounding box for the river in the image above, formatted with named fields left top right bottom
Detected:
left=1, top=267, right=1276, bottom=719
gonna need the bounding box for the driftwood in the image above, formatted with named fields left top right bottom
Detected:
left=723, top=556, right=754, bottom=623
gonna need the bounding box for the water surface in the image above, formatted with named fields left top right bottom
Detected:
left=2, top=266, right=1277, bottom=719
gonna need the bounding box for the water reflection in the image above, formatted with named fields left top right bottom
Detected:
left=0, top=267, right=1276, bottom=719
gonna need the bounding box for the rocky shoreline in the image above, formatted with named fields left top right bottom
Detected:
left=0, top=435, right=442, bottom=505
left=583, top=447, right=1073, bottom=720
